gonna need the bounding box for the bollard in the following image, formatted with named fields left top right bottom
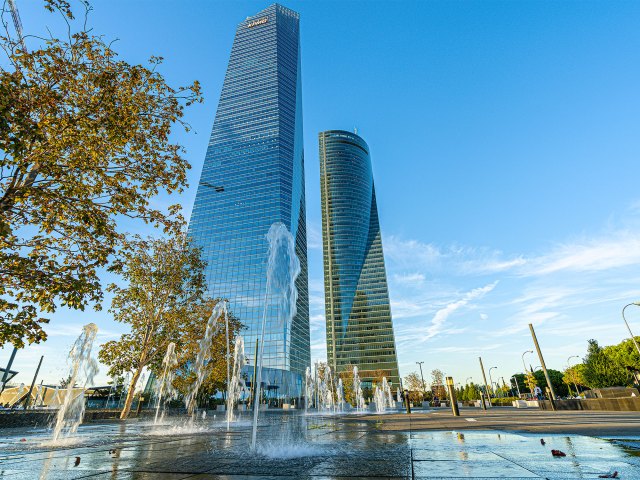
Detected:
left=545, top=387, right=556, bottom=411
left=404, top=389, right=411, bottom=414
left=446, top=377, right=460, bottom=416
left=480, top=391, right=487, bottom=411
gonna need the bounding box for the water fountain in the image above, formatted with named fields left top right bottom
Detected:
left=251, top=222, right=300, bottom=450
left=33, top=385, right=44, bottom=408
left=325, top=366, right=336, bottom=412
left=384, top=377, right=394, bottom=408
left=353, top=366, right=365, bottom=411
left=50, top=387, right=60, bottom=408
left=105, top=377, right=118, bottom=410
left=336, top=378, right=345, bottom=412
left=318, top=368, right=334, bottom=412
left=136, top=373, right=146, bottom=398
left=304, top=366, right=314, bottom=412
left=374, top=384, right=386, bottom=413
left=51, top=323, right=99, bottom=442
left=373, top=377, right=394, bottom=413
left=184, top=301, right=226, bottom=417
left=154, top=342, right=179, bottom=424
left=118, top=372, right=130, bottom=409
left=226, top=336, right=247, bottom=428
left=12, top=383, right=24, bottom=407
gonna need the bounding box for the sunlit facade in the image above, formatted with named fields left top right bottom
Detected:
left=319, top=130, right=400, bottom=387
left=188, top=4, right=309, bottom=398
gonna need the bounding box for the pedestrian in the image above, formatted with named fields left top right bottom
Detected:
left=534, top=385, right=542, bottom=400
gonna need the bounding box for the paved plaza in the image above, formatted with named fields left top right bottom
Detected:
left=1, top=409, right=640, bottom=479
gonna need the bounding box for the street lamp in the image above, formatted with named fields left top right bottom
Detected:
left=511, top=376, right=521, bottom=397
left=488, top=367, right=497, bottom=397
left=534, top=365, right=541, bottom=372
left=622, top=303, right=640, bottom=357
left=567, top=355, right=581, bottom=395
left=465, top=377, right=473, bottom=385
left=522, top=350, right=533, bottom=373
left=416, top=361, right=427, bottom=396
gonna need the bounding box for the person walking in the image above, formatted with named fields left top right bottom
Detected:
left=534, top=385, right=542, bottom=400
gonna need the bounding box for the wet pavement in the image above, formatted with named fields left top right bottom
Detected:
left=1, top=411, right=639, bottom=479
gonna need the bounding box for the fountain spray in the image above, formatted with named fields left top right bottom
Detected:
left=251, top=222, right=300, bottom=450
left=51, top=323, right=99, bottom=442
left=226, top=336, right=247, bottom=429
left=353, top=366, right=364, bottom=411
left=154, top=342, right=179, bottom=424
left=304, top=366, right=314, bottom=413
left=184, top=301, right=226, bottom=417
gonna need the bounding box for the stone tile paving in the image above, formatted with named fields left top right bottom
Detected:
left=0, top=412, right=639, bottom=479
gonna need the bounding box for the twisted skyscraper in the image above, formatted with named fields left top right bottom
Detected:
left=319, top=130, right=400, bottom=386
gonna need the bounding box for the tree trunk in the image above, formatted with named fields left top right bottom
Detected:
left=120, top=367, right=143, bottom=420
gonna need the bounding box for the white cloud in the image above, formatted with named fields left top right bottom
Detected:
left=309, top=314, right=325, bottom=333
left=394, top=281, right=498, bottom=350
left=522, top=231, right=640, bottom=276
left=629, top=199, right=640, bottom=214
left=306, top=221, right=323, bottom=250
left=392, top=272, right=426, bottom=285
left=424, top=282, right=498, bottom=340
left=384, top=235, right=441, bottom=267
left=308, top=293, right=325, bottom=311
left=431, top=344, right=503, bottom=354
left=480, top=313, right=488, bottom=320
left=383, top=235, right=525, bottom=276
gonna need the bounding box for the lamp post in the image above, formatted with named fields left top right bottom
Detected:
left=488, top=367, right=497, bottom=397
left=622, top=303, right=640, bottom=357
left=529, top=323, right=557, bottom=401
left=511, top=376, right=521, bottom=397
left=416, top=361, right=427, bottom=397
left=567, top=355, right=580, bottom=395
left=465, top=377, right=473, bottom=385
left=478, top=357, right=491, bottom=409
left=522, top=350, right=533, bottom=374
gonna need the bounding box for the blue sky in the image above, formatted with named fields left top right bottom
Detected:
left=4, top=0, right=640, bottom=388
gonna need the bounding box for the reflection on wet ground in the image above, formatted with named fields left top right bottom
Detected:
left=0, top=411, right=639, bottom=479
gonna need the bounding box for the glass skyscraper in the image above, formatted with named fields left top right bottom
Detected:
left=188, top=4, right=309, bottom=398
left=319, top=130, right=400, bottom=386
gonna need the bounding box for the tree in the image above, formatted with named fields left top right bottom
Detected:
left=0, top=1, right=202, bottom=348
left=404, top=372, right=425, bottom=403
left=563, top=364, right=587, bottom=394
left=604, top=338, right=640, bottom=373
left=338, top=365, right=355, bottom=406
left=430, top=369, right=444, bottom=387
left=59, top=374, right=74, bottom=389
left=530, top=369, right=568, bottom=397
left=524, top=371, right=537, bottom=393
left=371, top=369, right=388, bottom=387
left=462, top=383, right=481, bottom=401
left=582, top=339, right=632, bottom=389
left=98, top=234, right=208, bottom=419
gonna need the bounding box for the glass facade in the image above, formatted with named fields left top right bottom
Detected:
left=188, top=4, right=309, bottom=398
left=319, top=130, right=400, bottom=386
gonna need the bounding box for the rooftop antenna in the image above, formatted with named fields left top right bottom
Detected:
left=7, top=0, right=26, bottom=51
left=354, top=127, right=358, bottom=135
